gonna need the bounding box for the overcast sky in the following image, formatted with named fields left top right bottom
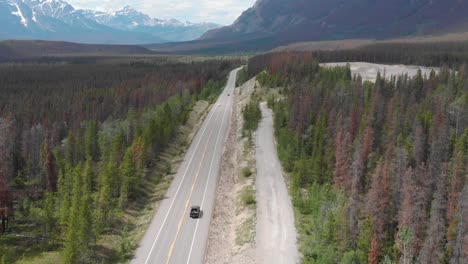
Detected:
left=67, top=0, right=256, bottom=25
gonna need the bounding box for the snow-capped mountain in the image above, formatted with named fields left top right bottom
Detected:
left=82, top=6, right=159, bottom=29
left=81, top=6, right=221, bottom=42
left=0, top=0, right=220, bottom=44
left=201, top=0, right=468, bottom=50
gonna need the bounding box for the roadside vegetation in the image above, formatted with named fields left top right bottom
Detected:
left=242, top=99, right=262, bottom=136
left=233, top=79, right=259, bottom=249
left=240, top=186, right=256, bottom=207
left=241, top=167, right=252, bottom=178
left=0, top=57, right=238, bottom=263
left=236, top=67, right=250, bottom=87
left=246, top=52, right=467, bottom=264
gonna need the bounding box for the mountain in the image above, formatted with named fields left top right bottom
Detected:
left=0, top=0, right=220, bottom=44
left=146, top=0, right=468, bottom=53
left=201, top=0, right=468, bottom=48
left=81, top=6, right=220, bottom=42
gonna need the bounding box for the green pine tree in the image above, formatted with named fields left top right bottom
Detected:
left=63, top=165, right=82, bottom=264
left=119, top=148, right=135, bottom=209
left=85, top=121, right=99, bottom=161
left=77, top=161, right=96, bottom=262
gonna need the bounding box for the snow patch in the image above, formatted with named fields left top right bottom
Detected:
left=11, top=1, right=28, bottom=27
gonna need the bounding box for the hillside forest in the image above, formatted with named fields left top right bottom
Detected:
left=0, top=57, right=237, bottom=262
left=246, top=52, right=467, bottom=264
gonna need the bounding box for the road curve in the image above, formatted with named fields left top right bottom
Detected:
left=256, top=102, right=299, bottom=264
left=131, top=67, right=242, bottom=264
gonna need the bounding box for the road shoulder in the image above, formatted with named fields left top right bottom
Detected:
left=205, top=77, right=257, bottom=264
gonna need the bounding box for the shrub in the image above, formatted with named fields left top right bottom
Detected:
left=241, top=187, right=256, bottom=206
left=242, top=167, right=253, bottom=178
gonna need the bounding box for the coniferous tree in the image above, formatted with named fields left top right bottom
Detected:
left=63, top=165, right=82, bottom=264
left=85, top=121, right=99, bottom=161
left=96, top=157, right=115, bottom=232
left=119, top=148, right=135, bottom=209
left=77, top=160, right=95, bottom=262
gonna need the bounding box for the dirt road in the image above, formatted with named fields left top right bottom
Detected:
left=255, top=102, right=299, bottom=264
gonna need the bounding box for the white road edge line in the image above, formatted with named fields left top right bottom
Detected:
left=186, top=88, right=231, bottom=264
left=143, top=103, right=218, bottom=264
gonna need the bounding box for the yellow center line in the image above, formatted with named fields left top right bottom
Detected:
left=165, top=118, right=217, bottom=264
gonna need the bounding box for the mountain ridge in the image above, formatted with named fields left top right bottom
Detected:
left=0, top=0, right=220, bottom=44
left=0, top=39, right=155, bottom=61
left=189, top=0, right=468, bottom=52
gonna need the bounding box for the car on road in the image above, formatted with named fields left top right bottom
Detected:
left=227, top=93, right=230, bottom=96
left=190, top=206, right=202, bottom=219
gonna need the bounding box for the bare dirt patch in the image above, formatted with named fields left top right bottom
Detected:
left=205, top=78, right=257, bottom=264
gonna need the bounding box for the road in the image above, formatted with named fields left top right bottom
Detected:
left=256, top=102, right=299, bottom=264
left=132, top=67, right=241, bottom=264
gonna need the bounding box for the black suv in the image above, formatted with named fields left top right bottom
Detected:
left=190, top=206, right=202, bottom=219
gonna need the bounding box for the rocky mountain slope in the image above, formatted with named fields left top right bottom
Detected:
left=145, top=0, right=468, bottom=53
left=202, top=0, right=468, bottom=44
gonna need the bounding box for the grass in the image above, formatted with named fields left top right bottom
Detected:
left=0, top=219, right=62, bottom=264
left=16, top=252, right=62, bottom=264
left=240, top=186, right=256, bottom=207
left=235, top=215, right=256, bottom=246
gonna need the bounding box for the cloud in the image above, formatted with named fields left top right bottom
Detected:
left=67, top=0, right=256, bottom=25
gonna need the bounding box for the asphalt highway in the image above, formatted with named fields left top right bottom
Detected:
left=131, top=67, right=241, bottom=264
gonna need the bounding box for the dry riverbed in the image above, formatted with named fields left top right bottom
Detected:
left=321, top=62, right=439, bottom=82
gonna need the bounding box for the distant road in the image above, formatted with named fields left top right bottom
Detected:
left=132, top=67, right=241, bottom=264
left=256, top=102, right=299, bottom=264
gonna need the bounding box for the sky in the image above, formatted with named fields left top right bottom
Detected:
left=66, top=0, right=257, bottom=25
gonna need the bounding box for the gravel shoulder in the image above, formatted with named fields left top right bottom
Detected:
left=205, top=77, right=257, bottom=264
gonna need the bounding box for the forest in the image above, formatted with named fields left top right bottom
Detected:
left=308, top=41, right=468, bottom=68
left=246, top=52, right=467, bottom=264
left=0, top=57, right=238, bottom=263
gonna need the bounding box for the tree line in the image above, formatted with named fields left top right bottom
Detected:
left=0, top=57, right=238, bottom=262
left=310, top=41, right=468, bottom=69
left=247, top=52, right=467, bottom=264
left=248, top=41, right=468, bottom=73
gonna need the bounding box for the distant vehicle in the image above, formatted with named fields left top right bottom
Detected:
left=227, top=93, right=230, bottom=96
left=190, top=206, right=202, bottom=219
